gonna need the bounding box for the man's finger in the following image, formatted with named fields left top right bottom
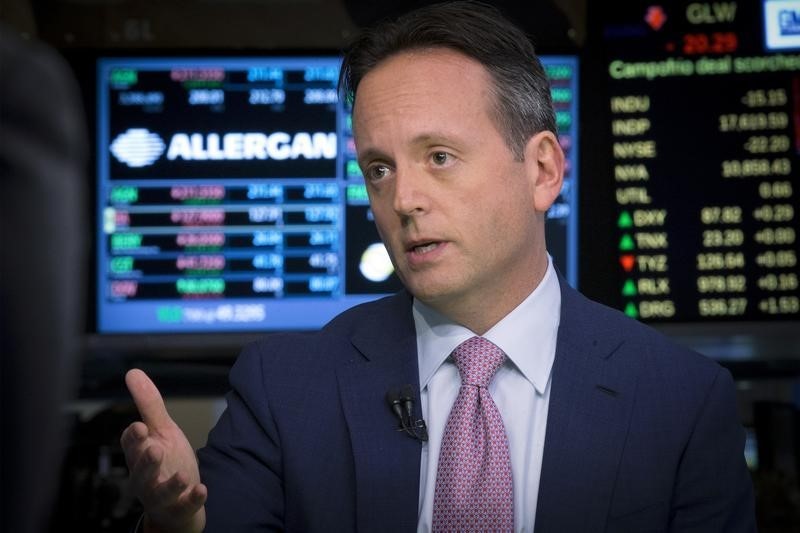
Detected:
left=131, top=443, right=164, bottom=493
left=147, top=482, right=208, bottom=529
left=148, top=471, right=189, bottom=511
left=125, top=369, right=172, bottom=430
left=188, top=483, right=208, bottom=507
left=171, top=483, right=208, bottom=517
left=120, top=421, right=148, bottom=450
left=120, top=422, right=152, bottom=471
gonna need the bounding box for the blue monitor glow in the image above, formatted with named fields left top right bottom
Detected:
left=94, top=55, right=580, bottom=334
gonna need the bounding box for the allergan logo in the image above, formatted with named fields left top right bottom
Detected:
left=110, top=128, right=337, bottom=168
left=110, top=128, right=166, bottom=168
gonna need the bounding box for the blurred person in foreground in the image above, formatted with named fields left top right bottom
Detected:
left=0, top=22, right=87, bottom=533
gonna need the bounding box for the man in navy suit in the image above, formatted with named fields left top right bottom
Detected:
left=121, top=2, right=755, bottom=531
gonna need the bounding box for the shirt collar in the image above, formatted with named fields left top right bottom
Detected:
left=414, top=256, right=561, bottom=395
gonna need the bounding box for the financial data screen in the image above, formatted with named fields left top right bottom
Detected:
left=95, top=55, right=580, bottom=333
left=595, top=1, right=799, bottom=323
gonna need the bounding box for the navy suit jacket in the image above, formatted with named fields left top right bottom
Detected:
left=198, top=278, right=755, bottom=532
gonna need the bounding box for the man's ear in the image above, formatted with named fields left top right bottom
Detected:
left=524, top=130, right=565, bottom=213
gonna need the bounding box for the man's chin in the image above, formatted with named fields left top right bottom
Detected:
left=404, top=279, right=460, bottom=311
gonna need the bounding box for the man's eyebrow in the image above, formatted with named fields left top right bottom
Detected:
left=356, top=147, right=390, bottom=167
left=409, top=132, right=457, bottom=147
left=356, top=132, right=463, bottom=166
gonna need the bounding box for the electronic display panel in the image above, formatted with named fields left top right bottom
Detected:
left=94, top=55, right=580, bottom=334
left=583, top=1, right=799, bottom=330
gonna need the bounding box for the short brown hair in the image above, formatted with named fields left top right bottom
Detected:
left=339, top=1, right=557, bottom=160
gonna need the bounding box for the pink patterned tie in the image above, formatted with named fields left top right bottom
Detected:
left=432, top=336, right=513, bottom=531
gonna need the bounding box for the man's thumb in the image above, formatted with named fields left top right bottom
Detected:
left=125, top=368, right=171, bottom=430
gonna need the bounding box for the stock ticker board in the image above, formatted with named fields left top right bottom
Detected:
left=596, top=1, right=800, bottom=323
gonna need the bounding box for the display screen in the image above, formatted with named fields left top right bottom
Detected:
left=586, top=1, right=799, bottom=325
left=94, top=55, right=580, bottom=333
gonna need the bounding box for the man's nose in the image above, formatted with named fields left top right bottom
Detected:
left=392, top=165, right=429, bottom=217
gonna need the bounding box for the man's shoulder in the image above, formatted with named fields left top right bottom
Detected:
left=235, top=291, right=412, bottom=364
left=222, top=291, right=414, bottom=404
left=560, top=281, right=723, bottom=378
left=321, top=290, right=413, bottom=333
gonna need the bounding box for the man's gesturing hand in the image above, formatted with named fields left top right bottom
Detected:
left=121, top=369, right=207, bottom=533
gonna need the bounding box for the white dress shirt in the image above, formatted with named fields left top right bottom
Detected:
left=414, top=257, right=561, bottom=533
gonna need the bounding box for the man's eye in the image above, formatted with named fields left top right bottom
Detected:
left=367, top=165, right=390, bottom=182
left=431, top=151, right=451, bottom=166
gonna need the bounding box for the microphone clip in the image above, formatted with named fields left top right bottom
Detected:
left=386, top=385, right=428, bottom=442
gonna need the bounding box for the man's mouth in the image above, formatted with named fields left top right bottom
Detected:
left=411, top=242, right=440, bottom=254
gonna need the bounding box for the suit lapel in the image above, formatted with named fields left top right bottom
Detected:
left=535, top=279, right=640, bottom=532
left=336, top=292, right=422, bottom=533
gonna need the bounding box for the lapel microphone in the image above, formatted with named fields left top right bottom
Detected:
left=386, top=385, right=428, bottom=442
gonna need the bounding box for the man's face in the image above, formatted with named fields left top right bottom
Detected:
left=353, top=48, right=558, bottom=325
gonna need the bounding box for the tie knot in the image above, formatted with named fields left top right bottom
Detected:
left=451, top=336, right=506, bottom=388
